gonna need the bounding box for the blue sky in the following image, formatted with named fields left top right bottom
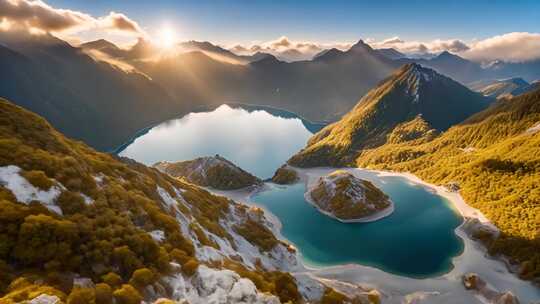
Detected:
left=47, top=0, right=540, bottom=45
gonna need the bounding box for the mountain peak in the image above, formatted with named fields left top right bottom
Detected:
left=506, top=77, right=529, bottom=86
left=349, top=39, right=373, bottom=52
left=81, top=39, right=119, bottom=50
left=288, top=62, right=490, bottom=167
left=313, top=48, right=344, bottom=61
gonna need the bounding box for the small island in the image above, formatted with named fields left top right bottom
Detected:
left=154, top=155, right=261, bottom=190
left=305, top=170, right=394, bottom=223
left=271, top=165, right=299, bottom=185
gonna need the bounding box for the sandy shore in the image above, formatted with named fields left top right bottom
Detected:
left=212, top=167, right=540, bottom=304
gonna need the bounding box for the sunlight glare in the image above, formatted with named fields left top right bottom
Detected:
left=157, top=26, right=177, bottom=49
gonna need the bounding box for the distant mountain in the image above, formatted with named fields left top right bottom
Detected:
left=470, top=78, right=531, bottom=98
left=133, top=39, right=399, bottom=122
left=80, top=38, right=125, bottom=58
left=399, top=51, right=540, bottom=85
left=178, top=40, right=272, bottom=63
left=482, top=59, right=540, bottom=81
left=7, top=33, right=540, bottom=150
left=405, top=51, right=487, bottom=84
left=289, top=63, right=491, bottom=167
left=312, top=48, right=344, bottom=61
left=0, top=31, right=185, bottom=151
left=376, top=48, right=406, bottom=60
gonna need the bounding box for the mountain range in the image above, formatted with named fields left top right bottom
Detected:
left=2, top=33, right=540, bottom=152
left=288, top=63, right=492, bottom=167
left=0, top=31, right=186, bottom=151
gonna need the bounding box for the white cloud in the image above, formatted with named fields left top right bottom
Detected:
left=0, top=0, right=145, bottom=37
left=369, top=36, right=469, bottom=54
left=368, top=33, right=540, bottom=62
left=461, top=32, right=540, bottom=63
left=229, top=36, right=351, bottom=62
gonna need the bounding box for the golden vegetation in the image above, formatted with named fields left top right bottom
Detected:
left=0, top=98, right=300, bottom=301
left=271, top=165, right=299, bottom=185
left=309, top=171, right=391, bottom=220
left=155, top=155, right=261, bottom=190
left=357, top=90, right=540, bottom=281
left=233, top=219, right=280, bottom=252
left=289, top=63, right=489, bottom=167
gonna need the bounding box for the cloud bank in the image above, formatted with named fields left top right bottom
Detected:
left=462, top=32, right=540, bottom=63
left=0, top=0, right=144, bottom=37
left=1, top=1, right=539, bottom=63
left=230, top=36, right=352, bottom=62
left=235, top=32, right=540, bottom=63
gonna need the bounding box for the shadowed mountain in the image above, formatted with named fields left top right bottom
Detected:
left=288, top=63, right=492, bottom=167
left=0, top=31, right=186, bottom=151
left=376, top=48, right=406, bottom=60
left=132, top=39, right=400, bottom=122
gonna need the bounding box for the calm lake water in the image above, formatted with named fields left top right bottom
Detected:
left=252, top=170, right=464, bottom=278
left=120, top=104, right=464, bottom=277
left=118, top=104, right=313, bottom=178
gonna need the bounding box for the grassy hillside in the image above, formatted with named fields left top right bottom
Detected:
left=357, top=89, right=540, bottom=281
left=0, top=31, right=185, bottom=151
left=154, top=155, right=261, bottom=190
left=289, top=63, right=490, bottom=167
left=0, top=98, right=306, bottom=303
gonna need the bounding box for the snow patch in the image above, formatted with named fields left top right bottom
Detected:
left=0, top=165, right=63, bottom=214
left=525, top=121, right=540, bottom=134
left=157, top=186, right=179, bottom=208
left=149, top=230, right=165, bottom=242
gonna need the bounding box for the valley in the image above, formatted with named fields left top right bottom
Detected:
left=0, top=1, right=539, bottom=303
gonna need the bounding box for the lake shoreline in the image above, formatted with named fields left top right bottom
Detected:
left=211, top=166, right=540, bottom=303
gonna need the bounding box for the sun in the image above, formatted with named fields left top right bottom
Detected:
left=157, top=26, right=177, bottom=49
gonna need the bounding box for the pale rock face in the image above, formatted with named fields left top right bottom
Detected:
left=525, top=121, right=540, bottom=134
left=165, top=265, right=280, bottom=304
left=462, top=273, right=521, bottom=304
left=28, top=294, right=61, bottom=304
left=0, top=165, right=63, bottom=214
left=404, top=291, right=441, bottom=304
left=149, top=230, right=166, bottom=242
left=73, top=277, right=94, bottom=288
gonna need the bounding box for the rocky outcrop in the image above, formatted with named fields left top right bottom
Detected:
left=154, top=155, right=261, bottom=190
left=305, top=170, right=393, bottom=222
left=462, top=273, right=520, bottom=304
left=271, top=165, right=299, bottom=185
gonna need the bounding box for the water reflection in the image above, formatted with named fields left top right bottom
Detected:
left=118, top=104, right=313, bottom=178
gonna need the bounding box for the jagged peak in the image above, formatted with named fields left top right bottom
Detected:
left=313, top=48, right=344, bottom=61
left=350, top=39, right=373, bottom=51
left=400, top=63, right=438, bottom=82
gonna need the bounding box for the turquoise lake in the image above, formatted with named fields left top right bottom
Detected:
left=119, top=104, right=464, bottom=277
left=252, top=173, right=464, bottom=278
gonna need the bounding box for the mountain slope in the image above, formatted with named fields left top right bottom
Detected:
left=289, top=63, right=491, bottom=167
left=356, top=89, right=540, bottom=281
left=470, top=78, right=530, bottom=98
left=0, top=31, right=186, bottom=151
left=154, top=155, right=262, bottom=190
left=0, top=97, right=306, bottom=303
